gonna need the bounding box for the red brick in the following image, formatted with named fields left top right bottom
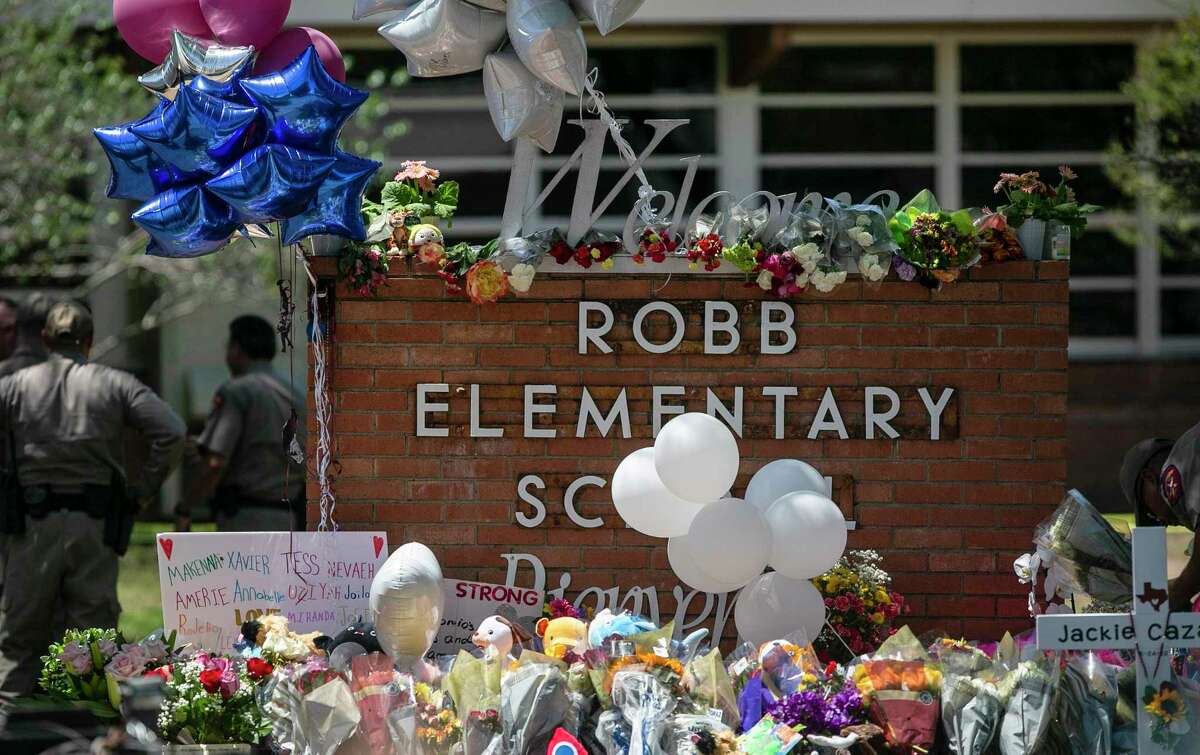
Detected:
left=480, top=348, right=546, bottom=367
left=894, top=484, right=961, bottom=504
left=894, top=527, right=962, bottom=549
left=1002, top=281, right=1068, bottom=302
left=997, top=461, right=1067, bottom=482
left=928, top=461, right=996, bottom=481
left=1002, top=327, right=1068, bottom=348
left=1000, top=371, right=1068, bottom=393
left=1038, top=261, right=1069, bottom=280
left=966, top=305, right=1034, bottom=325
left=827, top=349, right=895, bottom=368
left=826, top=304, right=894, bottom=323
left=409, top=346, right=476, bottom=367
left=931, top=327, right=999, bottom=348
left=929, top=553, right=996, bottom=572
left=925, top=596, right=996, bottom=617
left=409, top=301, right=479, bottom=321
left=861, top=326, right=929, bottom=346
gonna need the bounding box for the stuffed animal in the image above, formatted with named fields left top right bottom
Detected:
left=473, top=615, right=532, bottom=661
left=408, top=224, right=444, bottom=264
left=535, top=616, right=588, bottom=660
left=316, top=618, right=383, bottom=672
left=586, top=609, right=656, bottom=650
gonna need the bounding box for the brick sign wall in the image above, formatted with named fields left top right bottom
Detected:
left=308, top=259, right=1068, bottom=639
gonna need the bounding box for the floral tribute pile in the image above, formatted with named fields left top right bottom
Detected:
left=336, top=167, right=1097, bottom=304
left=34, top=536, right=1200, bottom=754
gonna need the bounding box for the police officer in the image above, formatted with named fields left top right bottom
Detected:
left=178, top=315, right=305, bottom=533
left=1122, top=424, right=1200, bottom=610
left=0, top=301, right=185, bottom=700
left=0, top=293, right=51, bottom=378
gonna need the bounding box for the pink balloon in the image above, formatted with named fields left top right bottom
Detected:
left=113, top=0, right=213, bottom=62
left=253, top=27, right=346, bottom=82
left=200, top=0, right=291, bottom=50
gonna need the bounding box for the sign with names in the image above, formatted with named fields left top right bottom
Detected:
left=431, top=579, right=544, bottom=656
left=157, top=531, right=388, bottom=651
left=1038, top=527, right=1200, bottom=754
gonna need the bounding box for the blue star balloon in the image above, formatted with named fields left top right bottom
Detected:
left=93, top=100, right=181, bottom=201
left=132, top=185, right=240, bottom=258
left=282, top=152, right=382, bottom=245
left=206, top=144, right=338, bottom=225
left=130, top=85, right=261, bottom=176
left=240, top=46, right=369, bottom=155
left=186, top=57, right=256, bottom=106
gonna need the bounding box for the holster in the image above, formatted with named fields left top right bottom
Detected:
left=0, top=428, right=25, bottom=536
left=103, top=466, right=136, bottom=556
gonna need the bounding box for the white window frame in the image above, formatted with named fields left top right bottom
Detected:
left=354, top=25, right=1199, bottom=359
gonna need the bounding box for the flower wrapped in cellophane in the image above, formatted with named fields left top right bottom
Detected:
left=499, top=660, right=570, bottom=753
left=1033, top=489, right=1133, bottom=608
left=444, top=649, right=502, bottom=721
left=683, top=648, right=740, bottom=727
left=611, top=670, right=676, bottom=755
left=826, top=196, right=899, bottom=282
left=851, top=627, right=943, bottom=754
left=993, top=649, right=1060, bottom=755
left=888, top=189, right=981, bottom=287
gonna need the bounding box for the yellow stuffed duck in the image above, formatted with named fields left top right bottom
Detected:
left=535, top=615, right=588, bottom=660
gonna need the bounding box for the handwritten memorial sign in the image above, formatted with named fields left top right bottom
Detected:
left=157, top=531, right=388, bottom=651
left=431, top=579, right=544, bottom=656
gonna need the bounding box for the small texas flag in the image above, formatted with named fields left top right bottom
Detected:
left=547, top=727, right=587, bottom=755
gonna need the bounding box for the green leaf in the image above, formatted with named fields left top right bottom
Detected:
left=433, top=202, right=456, bottom=219
left=435, top=180, right=460, bottom=208
left=403, top=202, right=432, bottom=217
left=949, top=209, right=976, bottom=236
left=381, top=181, right=419, bottom=211
left=901, top=189, right=941, bottom=215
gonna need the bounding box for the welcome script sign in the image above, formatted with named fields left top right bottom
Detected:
left=158, top=531, right=388, bottom=651
left=415, top=300, right=958, bottom=640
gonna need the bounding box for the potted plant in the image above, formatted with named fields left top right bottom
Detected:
left=994, top=167, right=1100, bottom=260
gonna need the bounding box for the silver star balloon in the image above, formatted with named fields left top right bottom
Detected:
left=482, top=50, right=562, bottom=152
left=570, top=0, right=644, bottom=35
left=138, top=30, right=256, bottom=99
left=353, top=0, right=421, bottom=20
left=507, top=0, right=588, bottom=96
left=378, top=0, right=508, bottom=77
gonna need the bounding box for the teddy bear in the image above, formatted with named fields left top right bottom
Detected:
left=535, top=616, right=588, bottom=661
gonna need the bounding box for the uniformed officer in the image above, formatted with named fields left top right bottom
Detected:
left=0, top=293, right=51, bottom=378
left=178, top=315, right=305, bottom=533
left=1122, top=424, right=1200, bottom=610
left=0, top=301, right=185, bottom=700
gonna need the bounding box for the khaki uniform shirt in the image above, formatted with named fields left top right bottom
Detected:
left=0, top=353, right=185, bottom=493
left=197, top=361, right=305, bottom=502
left=0, top=345, right=47, bottom=379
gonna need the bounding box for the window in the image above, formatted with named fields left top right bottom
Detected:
left=342, top=30, right=1197, bottom=357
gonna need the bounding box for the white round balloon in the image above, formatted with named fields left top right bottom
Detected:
left=684, top=497, right=769, bottom=587
left=745, top=459, right=827, bottom=513
left=654, top=413, right=740, bottom=504
left=369, top=542, right=445, bottom=662
left=765, top=491, right=847, bottom=580
left=735, top=571, right=826, bottom=647
left=611, top=447, right=706, bottom=538
left=667, top=536, right=747, bottom=594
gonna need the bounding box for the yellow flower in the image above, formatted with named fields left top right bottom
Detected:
left=875, top=590, right=891, bottom=603
left=590, top=247, right=601, bottom=259
left=1147, top=685, right=1187, bottom=723
left=688, top=262, right=698, bottom=270
left=601, top=258, right=614, bottom=269
left=872, top=612, right=886, bottom=624
left=465, top=259, right=511, bottom=304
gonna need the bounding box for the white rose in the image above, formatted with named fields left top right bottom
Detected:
left=794, top=242, right=819, bottom=259
left=865, top=263, right=886, bottom=281
left=508, top=263, right=536, bottom=293
left=756, top=270, right=774, bottom=291
left=854, top=230, right=875, bottom=248
left=795, top=270, right=811, bottom=289
left=812, top=269, right=847, bottom=293
left=855, top=214, right=872, bottom=228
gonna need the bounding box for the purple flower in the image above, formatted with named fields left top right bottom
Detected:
left=106, top=646, right=151, bottom=679
left=139, top=637, right=169, bottom=662
left=199, top=654, right=240, bottom=697
left=894, top=259, right=916, bottom=281
left=60, top=642, right=93, bottom=676
left=98, top=638, right=118, bottom=659
left=766, top=682, right=864, bottom=736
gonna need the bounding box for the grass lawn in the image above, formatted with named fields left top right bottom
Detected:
left=117, top=521, right=212, bottom=640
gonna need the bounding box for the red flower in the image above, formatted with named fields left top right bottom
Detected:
left=246, top=658, right=274, bottom=681
left=144, top=665, right=172, bottom=681
left=199, top=668, right=223, bottom=695
left=549, top=240, right=574, bottom=265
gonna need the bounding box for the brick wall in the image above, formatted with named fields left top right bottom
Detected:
left=308, top=259, right=1069, bottom=639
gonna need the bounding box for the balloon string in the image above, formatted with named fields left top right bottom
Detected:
left=582, top=68, right=657, bottom=224
left=300, top=249, right=337, bottom=532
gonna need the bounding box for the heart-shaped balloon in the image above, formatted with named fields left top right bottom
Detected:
left=379, top=0, right=508, bottom=78
left=369, top=542, right=445, bottom=662
left=482, top=50, right=563, bottom=152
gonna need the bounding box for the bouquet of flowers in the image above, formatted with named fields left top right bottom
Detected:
left=974, top=210, right=1024, bottom=265
left=339, top=243, right=390, bottom=297
left=157, top=651, right=272, bottom=745
left=764, top=679, right=865, bottom=739
left=814, top=550, right=905, bottom=662
left=438, top=240, right=511, bottom=302
left=39, top=628, right=180, bottom=718
left=549, top=230, right=622, bottom=270
left=1033, top=489, right=1133, bottom=608
left=361, top=160, right=459, bottom=256
left=994, top=166, right=1100, bottom=238
left=634, top=224, right=681, bottom=265
left=888, top=190, right=980, bottom=286
left=851, top=627, right=943, bottom=754
left=827, top=199, right=898, bottom=283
